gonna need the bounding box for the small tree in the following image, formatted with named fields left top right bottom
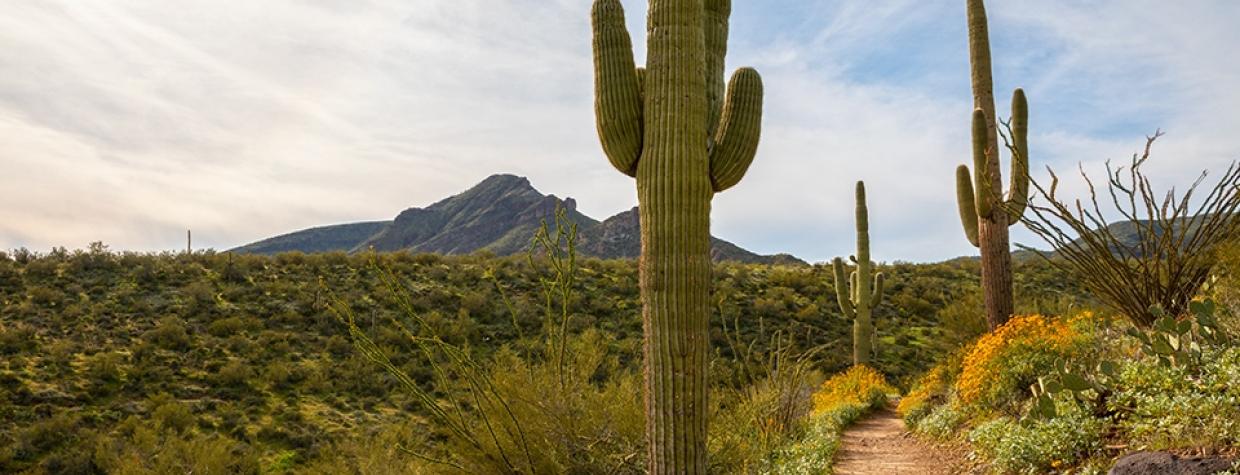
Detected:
left=1017, top=132, right=1240, bottom=327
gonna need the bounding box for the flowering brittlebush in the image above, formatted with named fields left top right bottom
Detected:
left=898, top=367, right=945, bottom=419
left=957, top=315, right=1080, bottom=408
left=811, top=365, right=895, bottom=416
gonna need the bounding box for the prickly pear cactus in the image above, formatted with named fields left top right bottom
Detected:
left=833, top=181, right=885, bottom=365
left=954, top=0, right=1030, bottom=330
left=591, top=0, right=763, bottom=472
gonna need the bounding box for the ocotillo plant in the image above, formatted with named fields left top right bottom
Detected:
left=591, top=0, right=763, bottom=472
left=833, top=182, right=885, bottom=365
left=954, top=0, right=1030, bottom=330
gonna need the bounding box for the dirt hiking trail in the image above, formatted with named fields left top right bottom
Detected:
left=831, top=403, right=974, bottom=475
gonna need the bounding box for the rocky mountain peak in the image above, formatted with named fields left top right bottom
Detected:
left=233, top=175, right=803, bottom=265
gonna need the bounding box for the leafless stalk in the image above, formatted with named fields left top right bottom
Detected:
left=1011, top=131, right=1240, bottom=326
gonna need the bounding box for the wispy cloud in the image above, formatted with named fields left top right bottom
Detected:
left=0, top=0, right=1237, bottom=262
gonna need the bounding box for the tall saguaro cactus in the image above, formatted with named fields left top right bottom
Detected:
left=591, top=0, right=763, bottom=472
left=954, top=0, right=1030, bottom=330
left=833, top=182, right=885, bottom=365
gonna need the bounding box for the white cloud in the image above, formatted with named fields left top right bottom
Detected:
left=0, top=0, right=1237, bottom=262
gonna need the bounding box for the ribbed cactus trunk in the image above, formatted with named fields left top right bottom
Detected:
left=955, top=0, right=1030, bottom=330
left=592, top=0, right=763, bottom=472
left=833, top=182, right=884, bottom=365
left=640, top=2, right=712, bottom=472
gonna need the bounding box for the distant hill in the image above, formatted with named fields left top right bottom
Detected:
left=1069, top=216, right=1214, bottom=257
left=233, top=174, right=804, bottom=265
left=951, top=215, right=1219, bottom=264
left=229, top=221, right=389, bottom=255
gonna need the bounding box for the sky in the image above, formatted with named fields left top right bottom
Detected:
left=1, top=0, right=1238, bottom=263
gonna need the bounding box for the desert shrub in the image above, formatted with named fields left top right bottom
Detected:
left=898, top=358, right=956, bottom=426
left=0, top=258, right=20, bottom=290
left=25, top=285, right=64, bottom=308
left=0, top=322, right=37, bottom=355
left=968, top=401, right=1105, bottom=474
left=10, top=413, right=80, bottom=462
left=1109, top=346, right=1240, bottom=450
left=1210, top=241, right=1240, bottom=336
left=206, top=316, right=253, bottom=337
left=180, top=281, right=216, bottom=316
left=214, top=359, right=252, bottom=388
left=298, top=421, right=426, bottom=473
left=45, top=339, right=77, bottom=370
left=709, top=343, right=821, bottom=474
left=456, top=332, right=645, bottom=473
left=935, top=290, right=988, bottom=349
left=94, top=417, right=260, bottom=475
left=23, top=257, right=59, bottom=280
left=144, top=316, right=191, bottom=350
left=84, top=351, right=126, bottom=384
left=811, top=365, right=894, bottom=416
left=956, top=314, right=1081, bottom=414
left=912, top=401, right=967, bottom=440
left=262, top=361, right=304, bottom=391
left=325, top=335, right=352, bottom=356
left=37, top=441, right=100, bottom=475
left=148, top=394, right=196, bottom=435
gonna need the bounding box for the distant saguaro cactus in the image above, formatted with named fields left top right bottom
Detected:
left=591, top=0, right=763, bottom=472
left=954, top=0, right=1030, bottom=330
left=833, top=182, right=885, bottom=365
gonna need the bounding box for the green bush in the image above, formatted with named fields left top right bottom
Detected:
left=206, top=316, right=253, bottom=337
left=0, top=322, right=37, bottom=355
left=144, top=316, right=191, bottom=350
left=149, top=394, right=196, bottom=435
left=968, top=401, right=1105, bottom=474
left=214, top=360, right=252, bottom=388
left=709, top=350, right=821, bottom=473
left=913, top=401, right=967, bottom=440
left=84, top=351, right=127, bottom=384
left=11, top=413, right=80, bottom=462
left=94, top=417, right=260, bottom=475
left=1110, top=346, right=1240, bottom=450
left=934, top=290, right=988, bottom=350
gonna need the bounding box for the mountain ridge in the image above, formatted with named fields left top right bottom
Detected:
left=233, top=174, right=805, bottom=265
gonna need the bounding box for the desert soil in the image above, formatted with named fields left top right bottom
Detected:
left=830, top=403, right=975, bottom=475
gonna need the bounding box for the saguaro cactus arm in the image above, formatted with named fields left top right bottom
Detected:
left=832, top=257, right=856, bottom=319
left=1004, top=88, right=1030, bottom=220
left=956, top=165, right=980, bottom=247
left=971, top=108, right=995, bottom=219
left=709, top=68, right=764, bottom=192
left=591, top=0, right=643, bottom=177
left=872, top=272, right=885, bottom=307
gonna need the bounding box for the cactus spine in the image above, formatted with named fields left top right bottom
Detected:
left=955, top=0, right=1030, bottom=330
left=833, top=182, right=885, bottom=365
left=591, top=0, right=763, bottom=472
